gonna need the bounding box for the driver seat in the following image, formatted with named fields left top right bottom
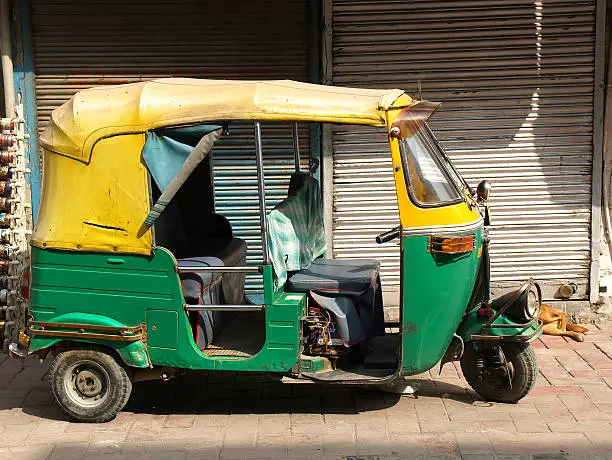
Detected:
left=267, top=171, right=380, bottom=290
left=287, top=258, right=380, bottom=294
left=267, top=172, right=385, bottom=345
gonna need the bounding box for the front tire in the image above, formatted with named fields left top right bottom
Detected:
left=49, top=346, right=132, bottom=422
left=461, top=341, right=537, bottom=403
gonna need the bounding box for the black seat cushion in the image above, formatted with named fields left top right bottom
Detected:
left=287, top=258, right=380, bottom=293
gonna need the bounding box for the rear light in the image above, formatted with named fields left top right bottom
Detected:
left=429, top=235, right=475, bottom=254
left=19, top=266, right=29, bottom=301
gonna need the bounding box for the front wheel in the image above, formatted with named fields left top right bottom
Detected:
left=49, top=346, right=132, bottom=422
left=461, top=341, right=537, bottom=403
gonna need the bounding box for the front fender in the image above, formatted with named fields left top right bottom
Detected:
left=457, top=308, right=543, bottom=343
left=28, top=312, right=150, bottom=368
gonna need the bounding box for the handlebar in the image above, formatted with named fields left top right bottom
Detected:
left=376, top=226, right=401, bottom=244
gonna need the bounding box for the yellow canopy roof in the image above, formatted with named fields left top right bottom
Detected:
left=40, top=78, right=412, bottom=163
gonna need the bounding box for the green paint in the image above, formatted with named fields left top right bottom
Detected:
left=146, top=310, right=179, bottom=349
left=31, top=337, right=150, bottom=368
left=30, top=247, right=305, bottom=372
left=400, top=230, right=482, bottom=375
left=457, top=308, right=543, bottom=342
left=264, top=264, right=283, bottom=305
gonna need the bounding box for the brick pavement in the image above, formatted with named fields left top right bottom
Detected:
left=2, top=325, right=612, bottom=458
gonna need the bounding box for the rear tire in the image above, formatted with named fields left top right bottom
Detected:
left=461, top=341, right=537, bottom=403
left=49, top=346, right=132, bottom=422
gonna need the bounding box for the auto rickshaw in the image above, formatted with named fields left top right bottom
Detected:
left=9, top=79, right=543, bottom=422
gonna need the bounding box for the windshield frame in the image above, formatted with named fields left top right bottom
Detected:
left=397, top=123, right=466, bottom=209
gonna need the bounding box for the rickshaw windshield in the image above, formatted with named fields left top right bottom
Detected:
left=422, top=124, right=471, bottom=194
left=399, top=128, right=463, bottom=206
left=393, top=104, right=465, bottom=207
left=422, top=124, right=472, bottom=196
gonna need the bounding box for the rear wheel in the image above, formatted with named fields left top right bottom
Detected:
left=461, top=341, right=537, bottom=403
left=49, top=346, right=132, bottom=422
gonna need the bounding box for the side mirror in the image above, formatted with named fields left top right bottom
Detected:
left=476, top=180, right=491, bottom=203
left=310, top=158, right=320, bottom=174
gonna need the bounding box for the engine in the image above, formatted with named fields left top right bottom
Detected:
left=303, top=302, right=346, bottom=361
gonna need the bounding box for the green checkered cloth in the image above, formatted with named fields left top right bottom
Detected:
left=267, top=173, right=327, bottom=287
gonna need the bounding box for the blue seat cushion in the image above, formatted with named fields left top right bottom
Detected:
left=177, top=256, right=224, bottom=301
left=287, top=258, right=380, bottom=294
left=177, top=237, right=247, bottom=303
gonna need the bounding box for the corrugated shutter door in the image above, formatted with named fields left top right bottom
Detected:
left=332, top=0, right=596, bottom=302
left=31, top=0, right=310, bottom=290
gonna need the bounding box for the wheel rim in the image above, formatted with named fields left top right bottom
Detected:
left=63, top=360, right=110, bottom=408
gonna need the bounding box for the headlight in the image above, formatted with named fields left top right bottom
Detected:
left=490, top=280, right=541, bottom=324
left=525, top=287, right=539, bottom=319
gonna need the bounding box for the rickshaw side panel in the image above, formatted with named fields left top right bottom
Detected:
left=30, top=247, right=182, bottom=325
left=29, top=247, right=304, bottom=372
left=33, top=135, right=153, bottom=255
left=400, top=229, right=482, bottom=375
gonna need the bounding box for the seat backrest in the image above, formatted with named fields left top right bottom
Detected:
left=155, top=203, right=236, bottom=259
left=267, top=171, right=327, bottom=286
left=153, top=200, right=190, bottom=257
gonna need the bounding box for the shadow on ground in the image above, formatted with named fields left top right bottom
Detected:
left=124, top=372, right=475, bottom=416
left=17, top=369, right=474, bottom=421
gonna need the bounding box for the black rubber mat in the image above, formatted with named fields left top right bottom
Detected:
left=301, top=366, right=396, bottom=382
left=301, top=335, right=399, bottom=382
left=202, top=312, right=265, bottom=358
left=363, top=334, right=400, bottom=369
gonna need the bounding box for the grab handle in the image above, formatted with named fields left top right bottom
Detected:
left=376, top=226, right=401, bottom=244
left=107, top=258, right=125, bottom=264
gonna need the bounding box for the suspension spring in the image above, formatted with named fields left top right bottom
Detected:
left=473, top=341, right=484, bottom=372
left=483, top=345, right=504, bottom=369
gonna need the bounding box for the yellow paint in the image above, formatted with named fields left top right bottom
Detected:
left=32, top=134, right=152, bottom=255
left=386, top=107, right=481, bottom=228
left=41, top=78, right=410, bottom=162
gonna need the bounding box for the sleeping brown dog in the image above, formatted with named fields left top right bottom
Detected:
left=541, top=303, right=589, bottom=342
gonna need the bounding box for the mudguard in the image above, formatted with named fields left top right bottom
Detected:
left=457, top=308, right=543, bottom=343
left=28, top=312, right=150, bottom=368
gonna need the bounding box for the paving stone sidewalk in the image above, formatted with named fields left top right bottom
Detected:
left=3, top=325, right=612, bottom=458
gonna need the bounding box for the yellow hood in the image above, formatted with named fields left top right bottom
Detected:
left=40, top=78, right=410, bottom=163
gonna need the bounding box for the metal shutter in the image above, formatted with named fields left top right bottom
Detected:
left=331, top=0, right=596, bottom=302
left=30, top=0, right=311, bottom=290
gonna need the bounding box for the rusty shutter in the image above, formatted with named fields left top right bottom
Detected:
left=30, top=0, right=310, bottom=290
left=331, top=0, right=597, bottom=302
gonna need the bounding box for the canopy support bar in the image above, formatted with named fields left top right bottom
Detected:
left=178, top=266, right=263, bottom=274
left=292, top=122, right=301, bottom=172
left=254, top=121, right=270, bottom=265
left=186, top=304, right=265, bottom=312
